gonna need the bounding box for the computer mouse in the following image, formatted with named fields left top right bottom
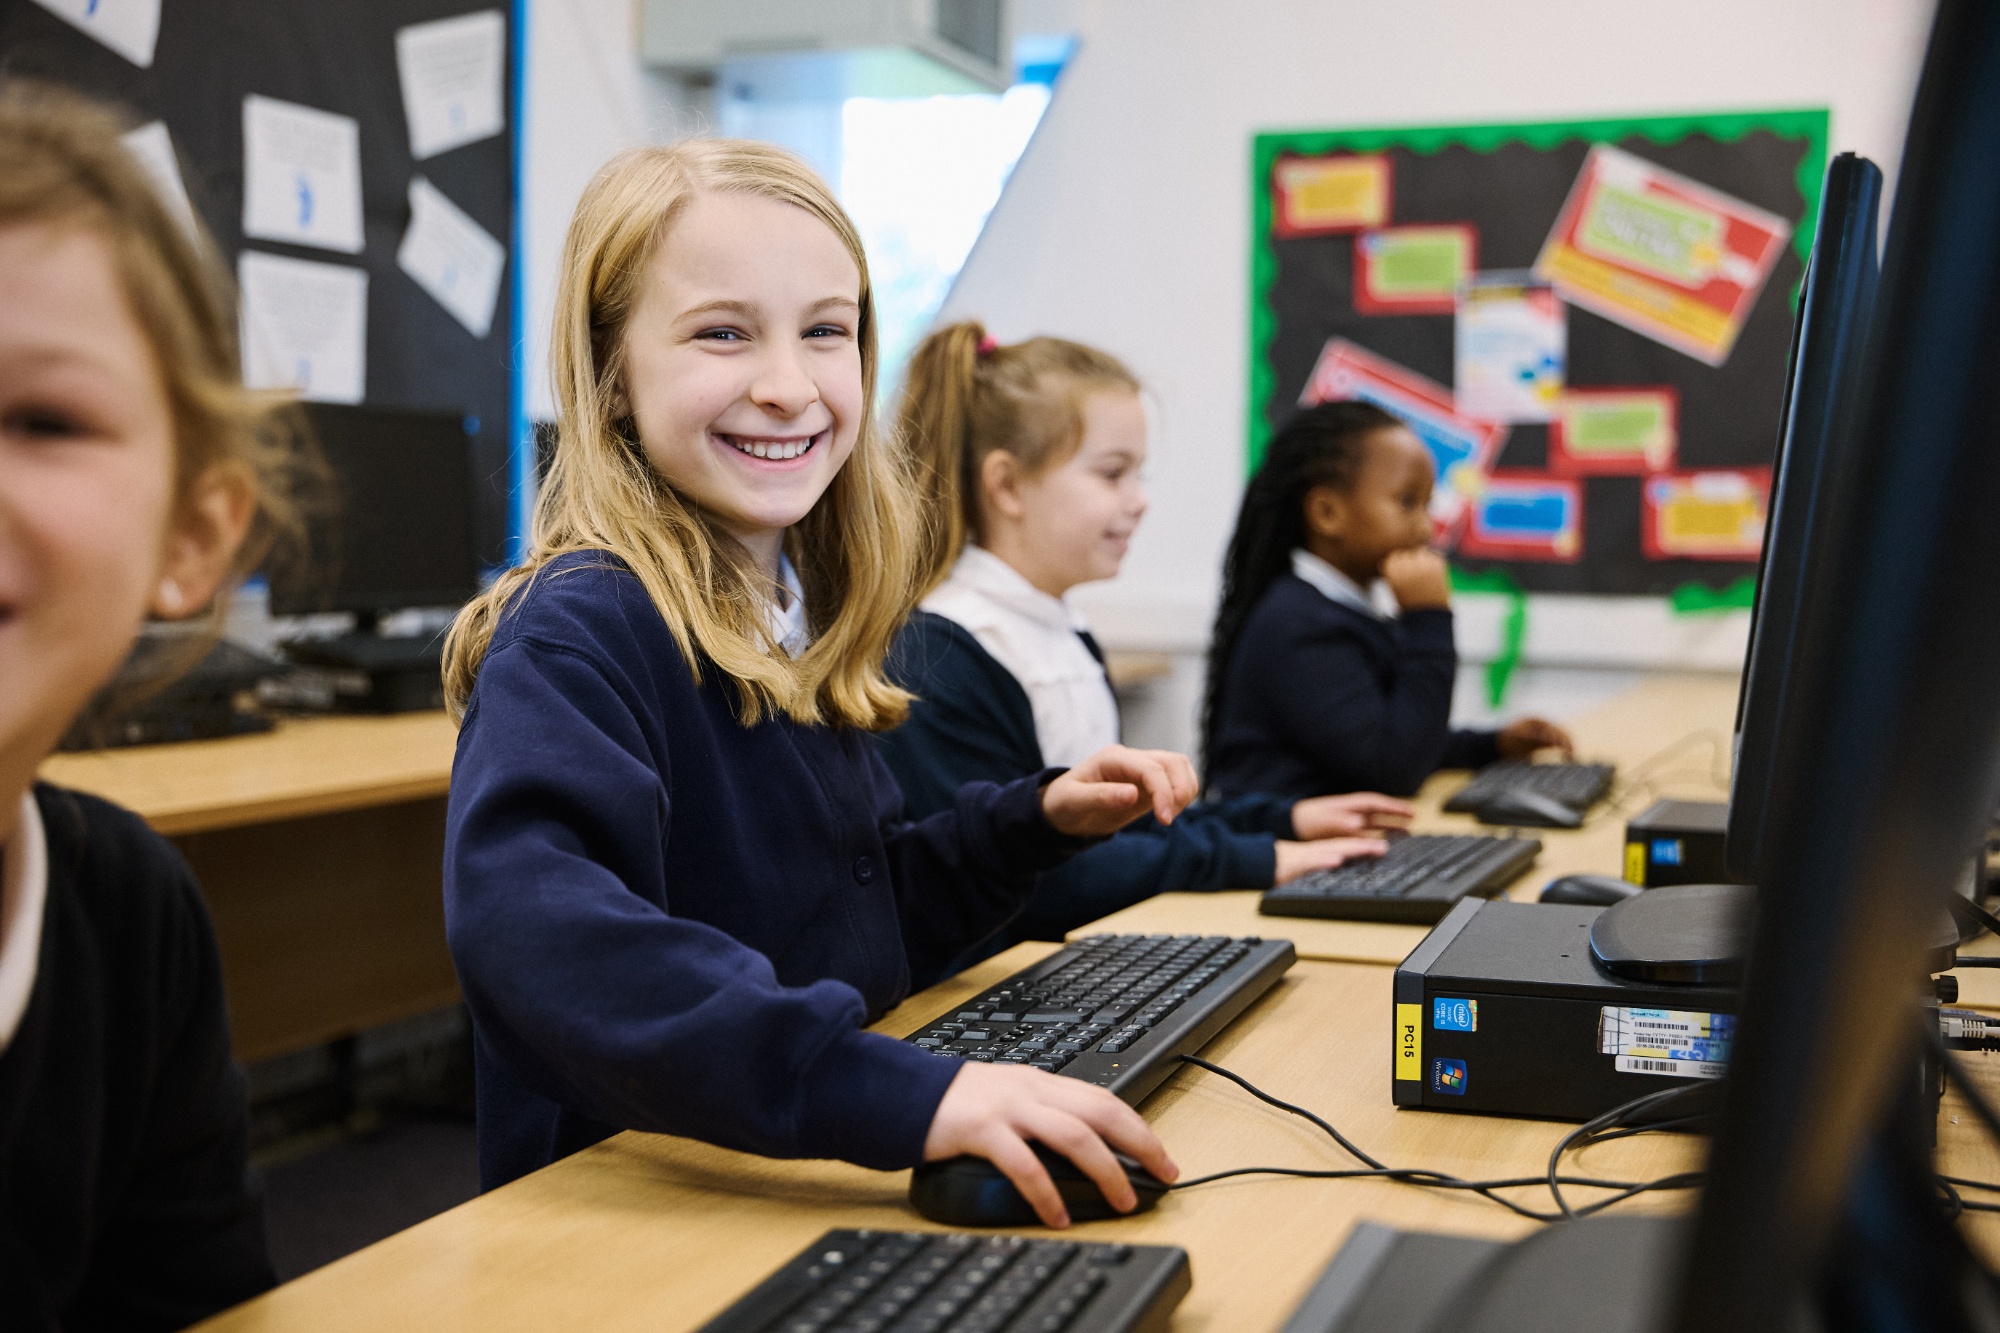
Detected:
left=1477, top=788, right=1585, bottom=829
left=908, top=1142, right=1169, bottom=1228
left=1539, top=874, right=1644, bottom=906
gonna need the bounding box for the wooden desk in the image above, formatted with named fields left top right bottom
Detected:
left=39, top=713, right=459, bottom=1061
left=1079, top=672, right=1742, bottom=967
left=197, top=941, right=2000, bottom=1330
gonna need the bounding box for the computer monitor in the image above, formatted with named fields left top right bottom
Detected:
left=1676, top=1, right=2000, bottom=1323
left=269, top=404, right=482, bottom=624
left=1724, top=153, right=1883, bottom=882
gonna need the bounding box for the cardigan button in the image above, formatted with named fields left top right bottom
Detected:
left=852, top=855, right=876, bottom=884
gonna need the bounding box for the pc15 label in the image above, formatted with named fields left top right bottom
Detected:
left=1395, top=1003, right=1422, bottom=1080
left=1598, top=1005, right=1732, bottom=1079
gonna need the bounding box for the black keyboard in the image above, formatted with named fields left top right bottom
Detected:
left=906, top=933, right=1296, bottom=1105
left=1259, top=834, right=1540, bottom=924
left=698, top=1230, right=1191, bottom=1333
left=1442, top=760, right=1615, bottom=816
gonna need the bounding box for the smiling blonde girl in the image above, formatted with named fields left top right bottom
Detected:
left=441, top=142, right=1193, bottom=1227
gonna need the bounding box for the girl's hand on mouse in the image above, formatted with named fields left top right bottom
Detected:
left=923, top=1062, right=1179, bottom=1229
left=1041, top=745, right=1199, bottom=836
left=1383, top=547, right=1451, bottom=611
left=1290, top=792, right=1415, bottom=839
left=1496, top=717, right=1575, bottom=760
left=1273, top=835, right=1391, bottom=885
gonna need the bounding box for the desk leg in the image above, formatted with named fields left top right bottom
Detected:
left=174, top=797, right=460, bottom=1065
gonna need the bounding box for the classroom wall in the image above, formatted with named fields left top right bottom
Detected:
left=939, top=0, right=1936, bottom=684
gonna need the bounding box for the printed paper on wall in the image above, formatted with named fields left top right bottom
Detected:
left=1550, top=387, right=1679, bottom=475
left=396, top=10, right=507, bottom=160
left=1534, top=144, right=1792, bottom=366
left=1355, top=225, right=1475, bottom=314
left=1273, top=154, right=1391, bottom=238
left=242, top=95, right=365, bottom=255
left=1298, top=337, right=1506, bottom=539
left=1642, top=468, right=1771, bottom=560
left=239, top=251, right=368, bottom=404
left=29, top=0, right=159, bottom=67
left=1453, top=271, right=1565, bottom=423
left=1458, top=472, right=1584, bottom=563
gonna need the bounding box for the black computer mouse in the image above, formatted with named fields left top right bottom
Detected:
left=1477, top=788, right=1585, bottom=829
left=1540, top=873, right=1644, bottom=906
left=908, top=1142, right=1170, bottom=1228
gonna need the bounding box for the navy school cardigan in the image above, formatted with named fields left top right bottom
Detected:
left=443, top=553, right=1094, bottom=1190
left=879, top=611, right=1296, bottom=968
left=1205, top=573, right=1499, bottom=801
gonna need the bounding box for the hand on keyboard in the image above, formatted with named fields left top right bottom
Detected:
left=1273, top=835, right=1389, bottom=885
left=1290, top=791, right=1415, bottom=839
left=1041, top=745, right=1199, bottom=835
left=923, top=1062, right=1180, bottom=1229
left=1496, top=717, right=1576, bottom=759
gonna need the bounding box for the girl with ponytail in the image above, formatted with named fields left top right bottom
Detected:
left=882, top=323, right=1409, bottom=968
left=1203, top=403, right=1572, bottom=801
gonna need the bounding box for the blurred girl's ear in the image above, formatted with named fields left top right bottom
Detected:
left=979, top=446, right=1028, bottom=521
left=151, top=464, right=256, bottom=619
left=1302, top=483, right=1349, bottom=542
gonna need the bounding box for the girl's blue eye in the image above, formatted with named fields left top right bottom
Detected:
left=698, top=327, right=747, bottom=342
left=805, top=324, right=850, bottom=339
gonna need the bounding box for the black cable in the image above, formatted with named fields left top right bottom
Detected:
left=1929, top=1028, right=2000, bottom=1151
left=1170, top=1053, right=1703, bottom=1225
left=1545, top=1083, right=1712, bottom=1220
left=1951, top=957, right=2000, bottom=968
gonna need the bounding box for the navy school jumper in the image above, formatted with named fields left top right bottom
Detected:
left=444, top=553, right=1095, bottom=1190
left=879, top=610, right=1295, bottom=970
left=1205, top=573, right=1499, bottom=801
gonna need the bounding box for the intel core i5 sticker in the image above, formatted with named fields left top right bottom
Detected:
left=1430, top=1058, right=1467, bottom=1095
left=1433, top=997, right=1478, bottom=1031
left=1598, top=1005, right=1732, bottom=1079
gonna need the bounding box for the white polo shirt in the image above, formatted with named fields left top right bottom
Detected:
left=0, top=791, right=47, bottom=1054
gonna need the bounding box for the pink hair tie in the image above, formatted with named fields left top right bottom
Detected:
left=976, top=335, right=999, bottom=358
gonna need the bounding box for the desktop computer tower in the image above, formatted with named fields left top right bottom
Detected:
left=1393, top=898, right=1737, bottom=1122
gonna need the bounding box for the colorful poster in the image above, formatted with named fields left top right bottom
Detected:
left=1642, top=468, right=1771, bottom=560
left=1534, top=144, right=1792, bottom=367
left=1273, top=154, right=1391, bottom=237
left=1458, top=473, right=1584, bottom=562
left=1355, top=225, right=1475, bottom=314
left=1453, top=272, right=1565, bottom=422
left=1298, top=337, right=1506, bottom=536
left=1550, top=387, right=1679, bottom=475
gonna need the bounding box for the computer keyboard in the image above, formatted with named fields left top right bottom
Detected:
left=1259, top=834, right=1541, bottom=924
left=1442, top=760, right=1615, bottom=816
left=698, top=1229, right=1191, bottom=1333
left=905, top=933, right=1296, bottom=1105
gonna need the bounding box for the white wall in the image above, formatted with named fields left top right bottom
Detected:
left=941, top=0, right=1936, bottom=677
left=521, top=0, right=706, bottom=423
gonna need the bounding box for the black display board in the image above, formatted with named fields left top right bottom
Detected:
left=0, top=0, right=516, bottom=566
left=1250, top=113, right=1828, bottom=597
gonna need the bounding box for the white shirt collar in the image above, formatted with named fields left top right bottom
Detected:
left=767, top=553, right=809, bottom=657
left=921, top=546, right=1119, bottom=767
left=1292, top=547, right=1393, bottom=621
left=938, top=545, right=1091, bottom=634
left=0, top=791, right=48, bottom=1055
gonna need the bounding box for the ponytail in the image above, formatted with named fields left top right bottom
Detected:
left=897, top=321, right=1141, bottom=594
left=1202, top=400, right=1402, bottom=767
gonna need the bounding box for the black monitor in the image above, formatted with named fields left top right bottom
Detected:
left=1725, top=153, right=1884, bottom=882
left=269, top=404, right=482, bottom=623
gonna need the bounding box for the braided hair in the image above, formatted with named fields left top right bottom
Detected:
left=1201, top=401, right=1405, bottom=768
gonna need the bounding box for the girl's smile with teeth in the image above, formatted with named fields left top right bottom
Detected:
left=720, top=432, right=820, bottom=462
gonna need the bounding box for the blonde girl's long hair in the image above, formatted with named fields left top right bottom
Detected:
left=442, top=139, right=921, bottom=729
left=897, top=322, right=1140, bottom=594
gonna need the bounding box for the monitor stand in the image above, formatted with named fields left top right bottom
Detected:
left=282, top=611, right=449, bottom=713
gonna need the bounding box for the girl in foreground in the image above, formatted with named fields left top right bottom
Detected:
left=0, top=82, right=289, bottom=1327
left=441, top=142, right=1188, bottom=1228
left=881, top=322, right=1408, bottom=963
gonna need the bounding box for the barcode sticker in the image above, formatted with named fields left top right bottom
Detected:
left=1599, top=1005, right=1732, bottom=1079
left=1615, top=1055, right=1728, bottom=1079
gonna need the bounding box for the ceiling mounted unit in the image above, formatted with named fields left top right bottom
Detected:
left=641, top=0, right=1011, bottom=95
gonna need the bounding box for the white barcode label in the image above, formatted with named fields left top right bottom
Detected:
left=1599, top=1006, right=1732, bottom=1078
left=1615, top=1055, right=1727, bottom=1079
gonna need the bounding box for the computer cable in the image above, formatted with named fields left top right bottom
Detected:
left=1924, top=1019, right=2000, bottom=1216
left=1581, top=728, right=1733, bottom=829
left=1543, top=1082, right=1713, bottom=1220
left=1166, top=1054, right=1703, bottom=1225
